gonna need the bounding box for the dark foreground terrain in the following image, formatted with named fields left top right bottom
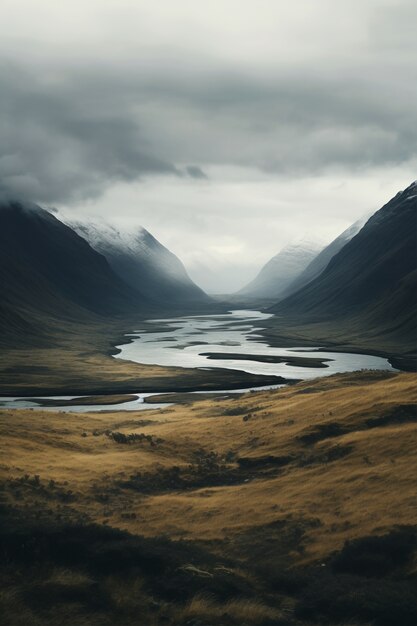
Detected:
left=2, top=509, right=416, bottom=626
left=1, top=371, right=416, bottom=625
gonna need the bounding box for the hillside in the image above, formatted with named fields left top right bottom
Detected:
left=0, top=201, right=280, bottom=395
left=270, top=183, right=417, bottom=355
left=0, top=201, right=152, bottom=345
left=65, top=218, right=211, bottom=306
left=1, top=371, right=416, bottom=625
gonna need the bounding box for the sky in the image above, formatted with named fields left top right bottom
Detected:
left=0, top=0, right=416, bottom=292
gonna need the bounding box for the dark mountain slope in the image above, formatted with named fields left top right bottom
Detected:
left=0, top=202, right=152, bottom=344
left=271, top=182, right=417, bottom=345
left=279, top=215, right=368, bottom=299
left=66, top=219, right=211, bottom=306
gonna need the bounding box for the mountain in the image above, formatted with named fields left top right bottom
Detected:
left=64, top=218, right=211, bottom=306
left=279, top=215, right=369, bottom=299
left=238, top=239, right=323, bottom=299
left=271, top=182, right=417, bottom=345
left=0, top=201, right=151, bottom=344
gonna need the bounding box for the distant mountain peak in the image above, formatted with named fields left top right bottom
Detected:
left=238, top=238, right=323, bottom=298
left=61, top=215, right=210, bottom=305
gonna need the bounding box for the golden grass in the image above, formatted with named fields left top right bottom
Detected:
left=179, top=593, right=283, bottom=623
left=1, top=370, right=416, bottom=562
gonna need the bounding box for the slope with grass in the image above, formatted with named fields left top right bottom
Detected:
left=1, top=371, right=416, bottom=625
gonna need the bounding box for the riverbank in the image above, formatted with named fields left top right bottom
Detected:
left=256, top=313, right=417, bottom=371
left=0, top=317, right=291, bottom=396
left=0, top=307, right=410, bottom=399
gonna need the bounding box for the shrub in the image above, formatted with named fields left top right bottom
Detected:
left=295, top=574, right=417, bottom=626
left=332, top=528, right=416, bottom=577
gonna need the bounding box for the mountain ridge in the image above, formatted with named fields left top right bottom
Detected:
left=0, top=201, right=153, bottom=345
left=278, top=215, right=369, bottom=299
left=270, top=182, right=417, bottom=348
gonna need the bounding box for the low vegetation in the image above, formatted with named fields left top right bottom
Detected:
left=1, top=370, right=416, bottom=625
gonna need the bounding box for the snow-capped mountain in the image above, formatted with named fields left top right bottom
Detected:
left=279, top=215, right=370, bottom=299
left=238, top=239, right=324, bottom=299
left=62, top=218, right=211, bottom=306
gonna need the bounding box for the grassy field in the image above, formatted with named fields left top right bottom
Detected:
left=1, top=370, right=416, bottom=625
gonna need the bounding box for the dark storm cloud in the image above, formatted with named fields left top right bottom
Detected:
left=186, top=166, right=208, bottom=179
left=134, top=66, right=417, bottom=172
left=0, top=65, right=179, bottom=203
left=0, top=0, right=416, bottom=204
left=2, top=61, right=416, bottom=205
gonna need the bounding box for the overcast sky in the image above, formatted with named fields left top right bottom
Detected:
left=1, top=0, right=416, bottom=292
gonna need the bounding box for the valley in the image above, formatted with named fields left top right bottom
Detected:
left=0, top=185, right=416, bottom=626
left=0, top=316, right=286, bottom=398
left=1, top=3, right=417, bottom=624
left=0, top=309, right=397, bottom=410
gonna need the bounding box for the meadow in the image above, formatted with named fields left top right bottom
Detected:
left=1, top=370, right=416, bottom=625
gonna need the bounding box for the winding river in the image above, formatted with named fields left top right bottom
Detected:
left=1, top=310, right=396, bottom=412
left=115, top=309, right=395, bottom=379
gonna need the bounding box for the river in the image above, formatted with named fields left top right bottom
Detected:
left=1, top=310, right=396, bottom=412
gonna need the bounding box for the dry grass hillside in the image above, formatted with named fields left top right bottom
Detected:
left=1, top=370, right=416, bottom=625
